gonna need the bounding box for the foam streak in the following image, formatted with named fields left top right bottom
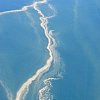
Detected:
left=0, top=0, right=56, bottom=99
left=0, top=81, right=13, bottom=100
left=15, top=0, right=55, bottom=100
left=0, top=5, right=33, bottom=15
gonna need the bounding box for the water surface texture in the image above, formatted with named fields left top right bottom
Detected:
left=0, top=0, right=100, bottom=100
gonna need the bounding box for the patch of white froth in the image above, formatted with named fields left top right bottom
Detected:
left=0, top=80, right=13, bottom=100
left=39, top=78, right=55, bottom=100
left=0, top=4, right=33, bottom=15
left=15, top=0, right=56, bottom=100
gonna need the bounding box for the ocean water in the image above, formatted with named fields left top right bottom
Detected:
left=0, top=0, right=33, bottom=12
left=50, top=0, right=100, bottom=100
left=0, top=0, right=62, bottom=100
left=0, top=0, right=100, bottom=100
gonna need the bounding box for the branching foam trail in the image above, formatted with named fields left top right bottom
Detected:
left=15, top=0, right=56, bottom=100
left=0, top=0, right=57, bottom=100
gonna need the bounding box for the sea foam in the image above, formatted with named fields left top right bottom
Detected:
left=0, top=0, right=62, bottom=100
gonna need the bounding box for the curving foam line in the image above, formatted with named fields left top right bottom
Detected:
left=15, top=0, right=57, bottom=100
left=0, top=4, right=33, bottom=15
left=0, top=0, right=57, bottom=99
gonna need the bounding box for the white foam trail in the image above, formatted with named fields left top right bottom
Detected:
left=0, top=4, right=33, bottom=15
left=15, top=0, right=56, bottom=100
left=0, top=80, right=13, bottom=100
left=0, top=0, right=57, bottom=99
